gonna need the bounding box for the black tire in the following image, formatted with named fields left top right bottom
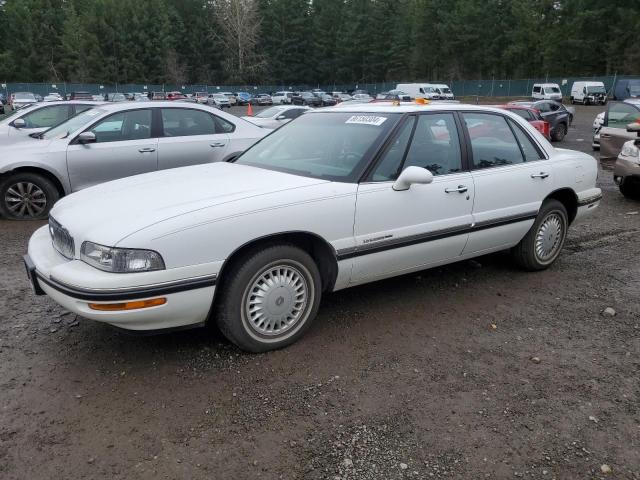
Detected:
left=551, top=123, right=567, bottom=142
left=570, top=97, right=575, bottom=104
left=511, top=199, right=568, bottom=271
left=0, top=172, right=59, bottom=220
left=216, top=244, right=322, bottom=353
left=619, top=180, right=640, bottom=199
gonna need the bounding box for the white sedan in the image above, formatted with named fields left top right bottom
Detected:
left=241, top=105, right=310, bottom=129
left=25, top=104, right=601, bottom=352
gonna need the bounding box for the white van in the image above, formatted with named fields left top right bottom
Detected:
left=532, top=83, right=563, bottom=101
left=570, top=81, right=607, bottom=105
left=396, top=83, right=454, bottom=100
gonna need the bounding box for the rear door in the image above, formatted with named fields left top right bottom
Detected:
left=600, top=101, right=640, bottom=159
left=462, top=112, right=555, bottom=254
left=67, top=108, right=157, bottom=191
left=157, top=107, right=232, bottom=170
left=351, top=112, right=474, bottom=283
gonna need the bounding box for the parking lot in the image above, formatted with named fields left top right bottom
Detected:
left=1, top=104, right=639, bottom=479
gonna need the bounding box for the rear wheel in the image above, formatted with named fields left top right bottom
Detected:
left=0, top=172, right=60, bottom=220
left=551, top=123, right=567, bottom=142
left=619, top=180, right=640, bottom=199
left=216, top=244, right=322, bottom=352
left=512, top=199, right=568, bottom=271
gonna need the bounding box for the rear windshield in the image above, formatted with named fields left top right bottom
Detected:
left=235, top=112, right=399, bottom=182
left=14, top=93, right=36, bottom=100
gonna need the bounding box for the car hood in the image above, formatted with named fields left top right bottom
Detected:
left=50, top=162, right=329, bottom=247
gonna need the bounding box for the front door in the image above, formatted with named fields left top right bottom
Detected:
left=351, top=113, right=474, bottom=283
left=157, top=107, right=231, bottom=170
left=460, top=112, right=556, bottom=254
left=67, top=108, right=157, bottom=191
left=600, top=101, right=640, bottom=159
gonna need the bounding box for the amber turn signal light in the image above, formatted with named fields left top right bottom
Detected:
left=89, top=297, right=167, bottom=311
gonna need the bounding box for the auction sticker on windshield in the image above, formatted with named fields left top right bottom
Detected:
left=345, top=115, right=387, bottom=126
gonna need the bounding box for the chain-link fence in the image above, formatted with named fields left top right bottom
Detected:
left=1, top=75, right=636, bottom=98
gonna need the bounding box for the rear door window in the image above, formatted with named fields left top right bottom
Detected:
left=161, top=108, right=217, bottom=136
left=462, top=113, right=525, bottom=168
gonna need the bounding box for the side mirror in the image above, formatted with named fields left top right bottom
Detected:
left=13, top=118, right=26, bottom=128
left=276, top=115, right=286, bottom=120
left=77, top=131, right=96, bottom=144
left=393, top=166, right=434, bottom=191
left=627, top=122, right=640, bottom=137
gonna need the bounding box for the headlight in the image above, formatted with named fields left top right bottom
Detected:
left=80, top=242, right=165, bottom=273
left=621, top=143, right=640, bottom=160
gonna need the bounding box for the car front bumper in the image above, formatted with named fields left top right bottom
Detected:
left=26, top=226, right=217, bottom=331
left=613, top=155, right=640, bottom=184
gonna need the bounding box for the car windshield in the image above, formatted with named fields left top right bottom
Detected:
left=545, top=87, right=561, bottom=94
left=41, top=108, right=105, bottom=140
left=235, top=112, right=399, bottom=181
left=587, top=86, right=606, bottom=94
left=255, top=106, right=285, bottom=118
left=441, top=88, right=452, bottom=94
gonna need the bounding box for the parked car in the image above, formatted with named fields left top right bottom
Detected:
left=69, top=92, right=93, bottom=101
left=35, top=94, right=44, bottom=102
left=235, top=92, right=252, bottom=106
left=570, top=81, right=607, bottom=105
left=497, top=104, right=551, bottom=140
left=532, top=83, right=563, bottom=101
left=43, top=93, right=64, bottom=102
left=219, top=92, right=237, bottom=106
left=92, top=94, right=104, bottom=101
left=509, top=100, right=572, bottom=141
left=23, top=103, right=601, bottom=352
left=133, top=93, right=150, bottom=102
left=252, top=94, right=273, bottom=106
left=207, top=93, right=231, bottom=109
left=0, top=102, right=268, bottom=220
left=352, top=93, right=373, bottom=101
left=613, top=123, right=640, bottom=198
left=395, top=84, right=444, bottom=100
left=106, top=93, right=126, bottom=102
left=612, top=79, right=640, bottom=101
left=592, top=111, right=605, bottom=150
left=151, top=91, right=166, bottom=100
left=193, top=92, right=209, bottom=104
left=598, top=99, right=640, bottom=160
left=166, top=91, right=187, bottom=101
left=332, top=92, right=352, bottom=103
left=0, top=101, right=101, bottom=146
left=272, top=91, right=293, bottom=104
left=291, top=91, right=322, bottom=107
left=10, top=92, right=37, bottom=111
left=375, top=90, right=412, bottom=102
left=241, top=105, right=310, bottom=129
left=320, top=94, right=337, bottom=106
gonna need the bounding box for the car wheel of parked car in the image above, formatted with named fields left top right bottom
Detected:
left=551, top=123, right=567, bottom=142
left=0, top=172, right=59, bottom=220
left=216, top=244, right=322, bottom=352
left=511, top=199, right=568, bottom=271
left=619, top=181, right=640, bottom=199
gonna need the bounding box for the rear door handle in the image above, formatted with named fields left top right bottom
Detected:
left=445, top=185, right=468, bottom=193
left=210, top=142, right=226, bottom=148
left=531, top=172, right=550, bottom=179
left=138, top=147, right=156, bottom=153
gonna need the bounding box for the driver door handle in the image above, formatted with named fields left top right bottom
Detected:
left=531, top=172, right=550, bottom=179
left=210, top=142, right=226, bottom=148
left=138, top=147, right=156, bottom=153
left=445, top=185, right=468, bottom=194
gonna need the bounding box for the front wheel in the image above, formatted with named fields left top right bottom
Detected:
left=0, top=172, right=60, bottom=220
left=620, top=180, right=640, bottom=199
left=216, top=244, right=322, bottom=352
left=511, top=199, right=568, bottom=271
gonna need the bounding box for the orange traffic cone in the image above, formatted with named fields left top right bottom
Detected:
left=247, top=102, right=253, bottom=116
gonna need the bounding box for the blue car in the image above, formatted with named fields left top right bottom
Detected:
left=234, top=92, right=252, bottom=106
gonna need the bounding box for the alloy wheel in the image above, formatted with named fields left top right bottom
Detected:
left=4, top=182, right=47, bottom=218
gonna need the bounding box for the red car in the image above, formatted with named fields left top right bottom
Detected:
left=166, top=91, right=187, bottom=101
left=496, top=104, right=551, bottom=140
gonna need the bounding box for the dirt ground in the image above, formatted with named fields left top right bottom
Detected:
left=1, top=105, right=639, bottom=480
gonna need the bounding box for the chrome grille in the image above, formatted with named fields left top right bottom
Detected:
left=49, top=217, right=75, bottom=259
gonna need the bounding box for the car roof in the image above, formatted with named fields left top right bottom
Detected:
left=78, top=101, right=227, bottom=113
left=624, top=98, right=640, bottom=105
left=313, top=102, right=518, bottom=115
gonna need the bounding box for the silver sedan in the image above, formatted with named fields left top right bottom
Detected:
left=0, top=102, right=268, bottom=219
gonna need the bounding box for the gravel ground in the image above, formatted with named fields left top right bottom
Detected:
left=1, top=105, right=639, bottom=480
